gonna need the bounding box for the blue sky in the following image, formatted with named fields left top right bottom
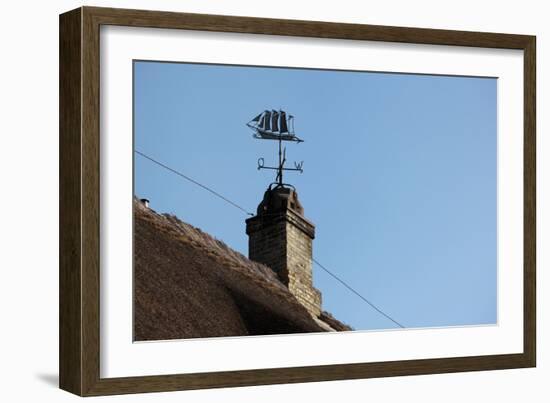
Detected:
left=133, top=60, right=497, bottom=331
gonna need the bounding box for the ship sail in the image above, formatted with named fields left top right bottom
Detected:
left=258, top=112, right=266, bottom=130
left=279, top=111, right=288, bottom=133
left=264, top=110, right=272, bottom=131
left=271, top=110, right=279, bottom=133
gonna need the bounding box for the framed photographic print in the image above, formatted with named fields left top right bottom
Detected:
left=59, top=6, right=536, bottom=396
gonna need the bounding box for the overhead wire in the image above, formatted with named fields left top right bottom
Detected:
left=313, top=258, right=405, bottom=328
left=135, top=150, right=254, bottom=216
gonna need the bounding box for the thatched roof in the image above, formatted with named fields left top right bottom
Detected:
left=134, top=199, right=351, bottom=341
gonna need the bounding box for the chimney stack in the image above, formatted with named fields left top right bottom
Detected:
left=246, top=186, right=321, bottom=317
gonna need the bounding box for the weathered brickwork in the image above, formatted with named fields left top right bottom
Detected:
left=285, top=218, right=321, bottom=317
left=246, top=187, right=322, bottom=317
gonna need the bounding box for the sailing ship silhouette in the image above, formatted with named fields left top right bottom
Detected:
left=246, top=109, right=303, bottom=143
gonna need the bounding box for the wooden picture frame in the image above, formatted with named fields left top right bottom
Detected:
left=59, top=6, right=536, bottom=396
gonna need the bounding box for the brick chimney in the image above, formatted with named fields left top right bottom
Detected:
left=246, top=186, right=321, bottom=317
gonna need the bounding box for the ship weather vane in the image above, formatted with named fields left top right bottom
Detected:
left=246, top=109, right=304, bottom=188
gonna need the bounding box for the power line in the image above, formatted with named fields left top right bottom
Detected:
left=135, top=150, right=254, bottom=216
left=313, top=258, right=405, bottom=328
left=135, top=149, right=404, bottom=328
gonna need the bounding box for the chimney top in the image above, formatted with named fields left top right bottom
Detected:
left=140, top=198, right=150, bottom=208
left=256, top=185, right=304, bottom=216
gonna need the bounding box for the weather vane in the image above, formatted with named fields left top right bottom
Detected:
left=246, top=109, right=304, bottom=188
